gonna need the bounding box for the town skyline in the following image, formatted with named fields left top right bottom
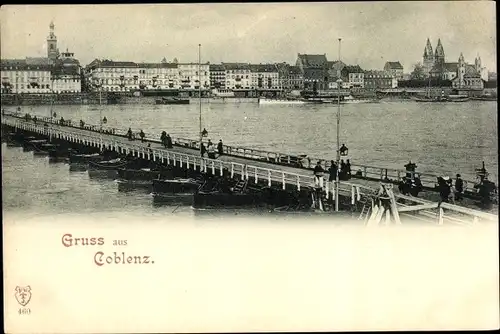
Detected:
left=0, top=3, right=497, bottom=72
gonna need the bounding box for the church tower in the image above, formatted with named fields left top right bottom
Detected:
left=422, top=38, right=434, bottom=75
left=474, top=55, right=481, bottom=72
left=434, top=38, right=445, bottom=66
left=457, top=52, right=466, bottom=88
left=47, top=21, right=59, bottom=62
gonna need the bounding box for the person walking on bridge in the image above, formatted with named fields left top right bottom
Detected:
left=217, top=139, right=224, bottom=156
left=160, top=131, right=167, bottom=148
left=454, top=174, right=464, bottom=201
left=139, top=130, right=145, bottom=143
left=313, top=161, right=325, bottom=188
left=127, top=127, right=133, bottom=141
left=328, top=160, right=337, bottom=183
left=166, top=134, right=173, bottom=148
left=207, top=140, right=216, bottom=159
left=346, top=159, right=352, bottom=179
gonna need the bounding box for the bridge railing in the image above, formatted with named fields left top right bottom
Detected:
left=4, top=116, right=498, bottom=225
left=3, top=112, right=494, bottom=195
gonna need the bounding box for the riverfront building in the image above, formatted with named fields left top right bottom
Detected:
left=364, top=70, right=398, bottom=89
left=1, top=22, right=81, bottom=94
left=451, top=53, right=484, bottom=90
left=383, top=61, right=404, bottom=80
left=249, top=64, right=281, bottom=94
left=209, top=64, right=226, bottom=90
left=0, top=60, right=52, bottom=94
left=85, top=59, right=209, bottom=92
left=276, top=63, right=304, bottom=93
left=222, top=63, right=252, bottom=95
left=296, top=54, right=330, bottom=91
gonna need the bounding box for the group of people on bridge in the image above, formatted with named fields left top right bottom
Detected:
left=201, top=139, right=224, bottom=159
left=313, top=159, right=352, bottom=188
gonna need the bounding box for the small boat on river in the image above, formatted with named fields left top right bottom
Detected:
left=23, top=139, right=47, bottom=152
left=155, top=97, right=190, bottom=105
left=152, top=177, right=204, bottom=196
left=32, top=143, right=59, bottom=156
left=69, top=152, right=104, bottom=164
left=117, top=165, right=174, bottom=183
left=414, top=96, right=450, bottom=102
left=258, top=97, right=307, bottom=105
left=192, top=179, right=267, bottom=209
left=341, top=95, right=380, bottom=104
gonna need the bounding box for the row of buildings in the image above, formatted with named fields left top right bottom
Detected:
left=0, top=22, right=495, bottom=96
left=1, top=22, right=82, bottom=94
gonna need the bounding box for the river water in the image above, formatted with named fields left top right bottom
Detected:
left=1, top=100, right=498, bottom=220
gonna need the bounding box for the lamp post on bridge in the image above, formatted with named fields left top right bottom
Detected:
left=335, top=38, right=342, bottom=212
left=94, top=78, right=104, bottom=150
left=49, top=76, right=55, bottom=142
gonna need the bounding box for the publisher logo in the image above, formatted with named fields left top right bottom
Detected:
left=15, top=286, right=31, bottom=307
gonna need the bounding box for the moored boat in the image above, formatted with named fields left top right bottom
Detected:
left=341, top=95, right=380, bottom=104
left=414, top=96, right=450, bottom=102
left=117, top=165, right=174, bottom=182
left=155, top=97, right=190, bottom=105
left=258, top=97, right=307, bottom=105
left=23, top=139, right=47, bottom=152
left=152, top=177, right=203, bottom=196
left=88, top=158, right=131, bottom=170
left=32, top=143, right=59, bottom=156
left=69, top=152, right=104, bottom=164
left=192, top=179, right=267, bottom=209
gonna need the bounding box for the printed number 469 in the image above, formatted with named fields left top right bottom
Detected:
left=19, top=308, right=31, bottom=315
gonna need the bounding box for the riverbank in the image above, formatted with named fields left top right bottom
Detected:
left=1, top=90, right=496, bottom=106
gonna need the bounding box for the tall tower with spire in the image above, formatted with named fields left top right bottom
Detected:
left=434, top=38, right=445, bottom=67
left=457, top=52, right=466, bottom=88
left=47, top=21, right=59, bottom=62
left=422, top=38, right=434, bottom=76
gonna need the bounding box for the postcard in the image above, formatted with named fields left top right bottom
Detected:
left=2, top=3, right=499, bottom=333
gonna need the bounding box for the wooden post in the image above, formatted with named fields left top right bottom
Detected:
left=384, top=209, right=391, bottom=225
left=351, top=185, right=355, bottom=205
left=231, top=164, right=234, bottom=178
left=268, top=170, right=271, bottom=186
left=437, top=207, right=444, bottom=225
left=297, top=175, right=301, bottom=191
left=220, top=161, right=223, bottom=176
left=325, top=181, right=329, bottom=199
left=241, top=164, right=245, bottom=180
left=173, top=153, right=176, bottom=166
left=385, top=184, right=402, bottom=225
left=363, top=166, right=367, bottom=178
left=212, top=161, right=215, bottom=175
left=282, top=172, right=286, bottom=190
left=255, top=168, right=258, bottom=184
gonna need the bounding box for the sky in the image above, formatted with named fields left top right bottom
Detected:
left=0, top=2, right=497, bottom=72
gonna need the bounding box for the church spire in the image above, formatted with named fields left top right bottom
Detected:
left=434, top=38, right=445, bottom=65
left=423, top=37, right=433, bottom=58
